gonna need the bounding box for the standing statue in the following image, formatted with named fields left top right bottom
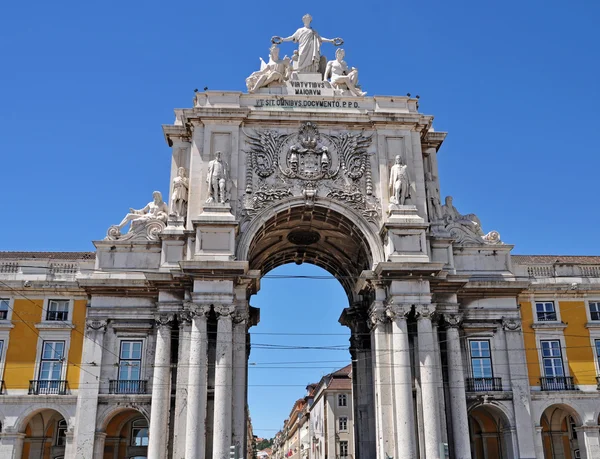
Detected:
left=206, top=151, right=229, bottom=204
left=246, top=44, right=292, bottom=93
left=113, top=191, right=169, bottom=234
left=425, top=172, right=442, bottom=220
left=272, top=14, right=343, bottom=74
left=170, top=167, right=189, bottom=218
left=389, top=155, right=411, bottom=206
left=324, top=49, right=366, bottom=97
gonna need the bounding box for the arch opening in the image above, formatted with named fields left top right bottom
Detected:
left=103, top=408, right=149, bottom=459
left=468, top=404, right=512, bottom=459
left=540, top=404, right=580, bottom=459
left=19, top=408, right=66, bottom=459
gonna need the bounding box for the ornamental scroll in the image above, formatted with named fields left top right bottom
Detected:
left=242, top=122, right=380, bottom=224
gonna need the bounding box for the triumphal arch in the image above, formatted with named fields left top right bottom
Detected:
left=73, top=15, right=536, bottom=459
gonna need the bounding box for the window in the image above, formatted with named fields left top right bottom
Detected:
left=46, top=300, right=69, bottom=321
left=595, top=340, right=600, bottom=367
left=38, top=341, right=65, bottom=392
left=0, top=299, right=8, bottom=320
left=131, top=419, right=149, bottom=446
left=55, top=419, right=67, bottom=446
left=0, top=340, right=4, bottom=362
left=338, top=394, right=347, bottom=407
left=536, top=301, right=557, bottom=322
left=541, top=340, right=564, bottom=377
left=469, top=340, right=493, bottom=378
left=119, top=341, right=142, bottom=381
left=590, top=302, right=600, bottom=321
left=339, top=440, right=349, bottom=457
left=339, top=416, right=348, bottom=431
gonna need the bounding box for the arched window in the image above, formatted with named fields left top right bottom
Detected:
left=55, top=419, right=67, bottom=446
left=131, top=418, right=149, bottom=447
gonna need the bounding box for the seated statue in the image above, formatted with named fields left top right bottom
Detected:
left=246, top=44, right=291, bottom=93
left=324, top=49, right=366, bottom=97
left=107, top=191, right=169, bottom=240
left=441, top=196, right=501, bottom=244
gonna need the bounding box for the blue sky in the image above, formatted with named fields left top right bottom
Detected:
left=1, top=0, right=599, bottom=438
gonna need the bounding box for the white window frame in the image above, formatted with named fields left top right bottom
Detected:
left=339, top=440, right=349, bottom=457
left=118, top=340, right=145, bottom=381
left=43, top=299, right=73, bottom=323
left=337, top=393, right=347, bottom=407
left=585, top=298, right=600, bottom=323
left=0, top=329, right=10, bottom=382
left=0, top=297, right=13, bottom=322
left=130, top=418, right=149, bottom=447
left=468, top=339, right=494, bottom=379
left=540, top=339, right=566, bottom=378
left=33, top=331, right=71, bottom=384
left=338, top=416, right=348, bottom=432
left=534, top=301, right=560, bottom=323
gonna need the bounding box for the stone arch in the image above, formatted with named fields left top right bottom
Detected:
left=540, top=404, right=581, bottom=459
left=15, top=405, right=71, bottom=434
left=17, top=407, right=68, bottom=459
left=98, top=404, right=150, bottom=432
left=101, top=407, right=149, bottom=459
left=468, top=403, right=513, bottom=459
left=238, top=197, right=385, bottom=297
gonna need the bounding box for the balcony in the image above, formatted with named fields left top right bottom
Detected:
left=109, top=379, right=148, bottom=394
left=29, top=380, right=68, bottom=395
left=466, top=377, right=503, bottom=392
left=540, top=376, right=576, bottom=391
left=46, top=310, right=69, bottom=321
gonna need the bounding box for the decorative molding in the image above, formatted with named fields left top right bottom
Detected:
left=86, top=319, right=108, bottom=332
left=154, top=314, right=175, bottom=327
left=445, top=313, right=463, bottom=328
left=214, top=304, right=236, bottom=318
left=368, top=308, right=388, bottom=330
left=385, top=304, right=412, bottom=321
left=232, top=310, right=250, bottom=324
left=415, top=304, right=436, bottom=320
left=501, top=317, right=522, bottom=331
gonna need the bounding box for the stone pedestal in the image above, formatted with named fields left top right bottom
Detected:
left=383, top=205, right=429, bottom=263
left=193, top=204, right=238, bottom=261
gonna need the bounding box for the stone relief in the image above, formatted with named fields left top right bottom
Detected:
left=206, top=151, right=230, bottom=204
left=441, top=196, right=503, bottom=245
left=106, top=191, right=168, bottom=241
left=272, top=14, right=343, bottom=74
left=242, top=121, right=380, bottom=224
left=323, top=49, right=366, bottom=97
left=170, top=167, right=189, bottom=218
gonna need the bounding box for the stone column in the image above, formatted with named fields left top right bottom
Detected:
left=0, top=432, right=25, bottom=459
left=232, top=309, right=249, bottom=458
left=502, top=318, right=537, bottom=459
left=386, top=304, right=416, bottom=459
left=173, top=312, right=192, bottom=459
left=576, top=425, right=600, bottom=459
left=416, top=304, right=442, bottom=459
left=185, top=305, right=210, bottom=459
left=212, top=304, right=235, bottom=459
left=369, top=296, right=395, bottom=459
left=93, top=432, right=107, bottom=458
left=147, top=314, right=174, bottom=459
left=72, top=319, right=108, bottom=459
left=444, top=313, right=471, bottom=459
left=533, top=424, right=545, bottom=459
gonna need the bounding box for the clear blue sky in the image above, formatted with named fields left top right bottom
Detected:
left=1, top=0, right=599, bottom=437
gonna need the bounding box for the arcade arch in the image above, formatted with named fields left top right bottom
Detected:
left=540, top=404, right=581, bottom=459
left=18, top=408, right=67, bottom=459
left=101, top=408, right=149, bottom=459
left=468, top=404, right=513, bottom=459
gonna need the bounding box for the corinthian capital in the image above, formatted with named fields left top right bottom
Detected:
left=86, top=319, right=108, bottom=332
left=385, top=304, right=412, bottom=321
left=232, top=310, right=250, bottom=324
left=502, top=317, right=522, bottom=331
left=155, top=313, right=175, bottom=327
left=415, top=304, right=436, bottom=321
left=214, top=304, right=235, bottom=318
left=445, top=313, right=463, bottom=328
left=368, top=308, right=388, bottom=330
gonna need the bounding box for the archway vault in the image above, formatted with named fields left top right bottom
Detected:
left=241, top=199, right=382, bottom=297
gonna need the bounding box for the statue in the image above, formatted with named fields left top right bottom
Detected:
left=324, top=49, right=366, bottom=97
left=170, top=167, right=189, bottom=218
left=441, top=196, right=502, bottom=244
left=389, top=155, right=411, bottom=206
left=425, top=172, right=442, bottom=220
left=441, top=196, right=484, bottom=236
left=272, top=14, right=343, bottom=74
left=206, top=151, right=229, bottom=204
left=246, top=44, right=292, bottom=93
left=106, top=191, right=169, bottom=240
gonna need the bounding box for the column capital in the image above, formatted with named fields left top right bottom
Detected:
left=155, top=313, right=175, bottom=328
left=368, top=308, right=388, bottom=331
left=502, top=317, right=522, bottom=331
left=214, top=304, right=235, bottom=318
left=86, top=319, right=108, bottom=332
left=574, top=424, right=600, bottom=433
left=232, top=310, right=249, bottom=324
left=385, top=304, right=412, bottom=321
left=415, top=304, right=437, bottom=320
left=445, top=313, right=463, bottom=328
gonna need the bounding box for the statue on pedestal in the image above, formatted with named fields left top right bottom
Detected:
left=170, top=167, right=189, bottom=218
left=106, top=191, right=168, bottom=241
left=272, top=14, right=343, bottom=74
left=246, top=45, right=292, bottom=93
left=206, top=151, right=229, bottom=204
left=324, top=49, right=366, bottom=97
left=389, top=155, right=411, bottom=206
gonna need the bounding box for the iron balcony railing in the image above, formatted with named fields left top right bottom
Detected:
left=466, top=377, right=503, bottom=392
left=109, top=379, right=148, bottom=394
left=29, top=380, right=68, bottom=395
left=46, top=310, right=69, bottom=321
left=540, top=376, right=576, bottom=391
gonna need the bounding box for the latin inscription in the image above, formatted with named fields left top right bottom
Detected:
left=254, top=99, right=360, bottom=109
